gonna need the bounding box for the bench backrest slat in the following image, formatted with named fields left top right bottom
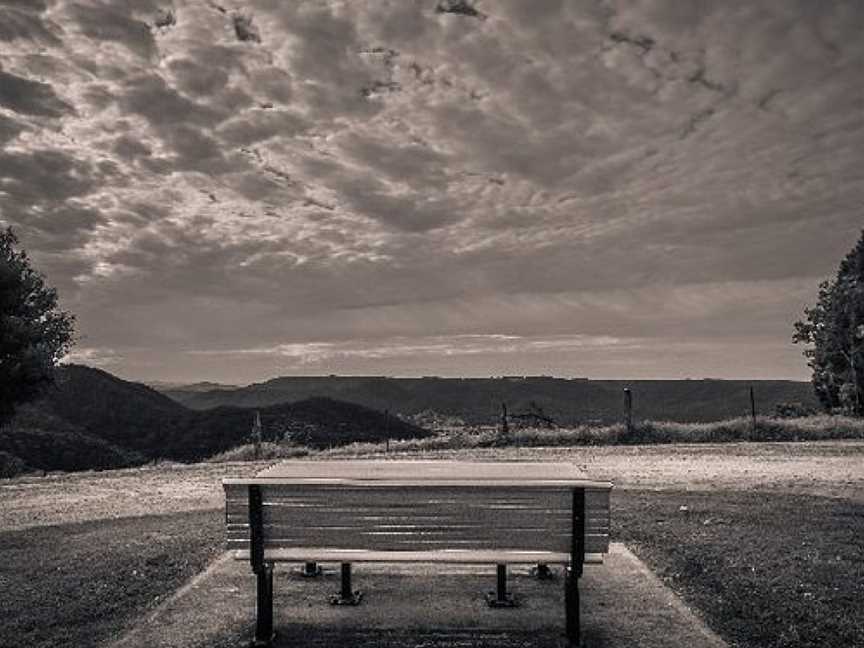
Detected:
left=225, top=484, right=610, bottom=556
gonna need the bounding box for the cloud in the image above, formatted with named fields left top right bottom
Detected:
left=62, top=346, right=123, bottom=368
left=1, top=0, right=862, bottom=382
left=65, top=1, right=158, bottom=61
left=185, top=333, right=635, bottom=365
left=0, top=69, right=72, bottom=117
left=0, top=4, right=62, bottom=45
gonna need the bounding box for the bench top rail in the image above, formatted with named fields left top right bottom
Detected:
left=224, top=460, right=612, bottom=490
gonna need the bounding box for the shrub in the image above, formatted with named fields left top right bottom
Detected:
left=773, top=401, right=819, bottom=418
left=207, top=442, right=309, bottom=463
left=0, top=451, right=28, bottom=478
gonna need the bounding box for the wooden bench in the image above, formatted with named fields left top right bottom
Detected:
left=223, top=460, right=612, bottom=646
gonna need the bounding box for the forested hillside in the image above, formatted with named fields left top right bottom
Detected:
left=0, top=365, right=428, bottom=476
left=164, top=376, right=819, bottom=425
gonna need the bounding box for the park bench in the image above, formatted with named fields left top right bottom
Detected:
left=223, top=460, right=612, bottom=647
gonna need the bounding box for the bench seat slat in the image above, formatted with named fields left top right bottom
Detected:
left=226, top=505, right=610, bottom=527
left=227, top=548, right=605, bottom=564
left=225, top=527, right=610, bottom=542
left=226, top=533, right=609, bottom=555
left=224, top=496, right=610, bottom=519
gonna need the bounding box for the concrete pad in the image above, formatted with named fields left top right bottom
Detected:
left=112, top=544, right=727, bottom=648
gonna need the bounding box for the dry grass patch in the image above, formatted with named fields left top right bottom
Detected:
left=308, top=415, right=864, bottom=457
left=615, top=490, right=864, bottom=648
left=0, top=510, right=224, bottom=648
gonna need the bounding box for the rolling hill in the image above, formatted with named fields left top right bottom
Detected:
left=162, top=375, right=820, bottom=425
left=0, top=365, right=429, bottom=476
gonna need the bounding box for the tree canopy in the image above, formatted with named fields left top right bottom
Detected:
left=0, top=228, right=75, bottom=426
left=793, top=230, right=864, bottom=415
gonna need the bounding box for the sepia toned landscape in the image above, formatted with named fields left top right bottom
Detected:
left=2, top=1, right=864, bottom=647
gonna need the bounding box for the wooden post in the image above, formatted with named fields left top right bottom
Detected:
left=750, top=386, right=757, bottom=431
left=252, top=411, right=262, bottom=460
left=623, top=388, right=633, bottom=434
left=501, top=402, right=509, bottom=436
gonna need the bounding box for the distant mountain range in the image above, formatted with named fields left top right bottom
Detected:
left=0, top=365, right=428, bottom=476
left=161, top=375, right=820, bottom=426
left=0, top=367, right=821, bottom=477
left=144, top=380, right=242, bottom=392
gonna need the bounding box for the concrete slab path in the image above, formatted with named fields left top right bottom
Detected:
left=112, top=544, right=727, bottom=648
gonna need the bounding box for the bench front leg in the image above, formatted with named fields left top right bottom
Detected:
left=565, top=566, right=580, bottom=646
left=254, top=563, right=275, bottom=647
left=566, top=487, right=586, bottom=646
left=249, top=485, right=275, bottom=646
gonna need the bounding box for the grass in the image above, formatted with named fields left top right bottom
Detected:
left=207, top=441, right=310, bottom=463
left=614, top=490, right=864, bottom=648
left=3, top=486, right=862, bottom=648
left=0, top=510, right=225, bottom=648
left=303, top=414, right=864, bottom=458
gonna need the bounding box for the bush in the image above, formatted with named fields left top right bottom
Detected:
left=206, top=414, right=864, bottom=461
left=207, top=442, right=309, bottom=463
left=0, top=451, right=28, bottom=478
left=773, top=401, right=819, bottom=418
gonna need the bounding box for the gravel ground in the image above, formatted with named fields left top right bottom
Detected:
left=2, top=440, right=862, bottom=531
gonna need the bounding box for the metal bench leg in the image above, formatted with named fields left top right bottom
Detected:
left=253, top=564, right=275, bottom=647
left=486, top=563, right=518, bottom=607
left=330, top=562, right=363, bottom=605
left=301, top=561, right=322, bottom=577
left=566, top=487, right=585, bottom=646
left=565, top=567, right=581, bottom=646
left=531, top=562, right=554, bottom=580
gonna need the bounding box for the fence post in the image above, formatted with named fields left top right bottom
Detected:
left=501, top=402, right=509, bottom=436
left=251, top=410, right=262, bottom=460
left=623, top=388, right=633, bottom=434
left=750, top=385, right=757, bottom=431
left=384, top=409, right=390, bottom=454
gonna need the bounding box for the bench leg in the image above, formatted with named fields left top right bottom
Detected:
left=565, top=567, right=580, bottom=646
left=485, top=563, right=518, bottom=607
left=531, top=562, right=554, bottom=580
left=329, top=562, right=363, bottom=605
left=253, top=564, right=275, bottom=647
left=300, top=561, right=322, bottom=577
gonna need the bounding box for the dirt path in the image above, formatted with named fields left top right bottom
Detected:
left=0, top=461, right=271, bottom=531
left=2, top=441, right=862, bottom=531
left=396, top=440, right=864, bottom=501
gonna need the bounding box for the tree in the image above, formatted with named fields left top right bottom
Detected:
left=793, top=230, right=864, bottom=415
left=0, top=228, right=75, bottom=426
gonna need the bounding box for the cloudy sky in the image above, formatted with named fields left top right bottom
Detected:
left=1, top=0, right=863, bottom=384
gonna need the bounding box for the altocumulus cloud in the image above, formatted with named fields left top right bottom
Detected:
left=1, top=0, right=863, bottom=383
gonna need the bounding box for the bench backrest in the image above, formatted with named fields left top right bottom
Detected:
left=224, top=482, right=610, bottom=562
